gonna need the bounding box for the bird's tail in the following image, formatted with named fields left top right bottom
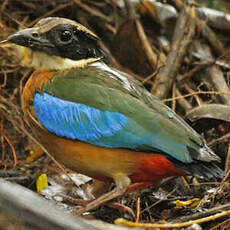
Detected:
left=172, top=160, right=225, bottom=180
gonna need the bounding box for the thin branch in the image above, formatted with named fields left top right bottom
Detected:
left=115, top=210, right=230, bottom=228
left=171, top=0, right=225, bottom=55
left=152, top=4, right=196, bottom=99
left=162, top=90, right=230, bottom=103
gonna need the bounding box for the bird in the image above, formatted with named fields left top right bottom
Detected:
left=6, top=17, right=224, bottom=215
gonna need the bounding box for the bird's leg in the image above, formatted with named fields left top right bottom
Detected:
left=73, top=174, right=131, bottom=216
left=61, top=180, right=110, bottom=206
left=72, top=185, right=127, bottom=215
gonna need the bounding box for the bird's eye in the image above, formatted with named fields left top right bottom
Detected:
left=32, top=32, right=39, bottom=38
left=59, top=30, right=72, bottom=43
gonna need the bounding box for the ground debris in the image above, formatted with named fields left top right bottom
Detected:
left=0, top=0, right=230, bottom=229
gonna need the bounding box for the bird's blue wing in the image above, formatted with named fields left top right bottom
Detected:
left=34, top=92, right=193, bottom=163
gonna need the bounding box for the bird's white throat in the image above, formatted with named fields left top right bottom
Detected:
left=12, top=44, right=101, bottom=70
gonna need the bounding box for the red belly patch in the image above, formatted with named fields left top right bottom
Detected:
left=130, top=153, right=187, bottom=183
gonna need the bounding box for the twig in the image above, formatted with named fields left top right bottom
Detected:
left=28, top=2, right=73, bottom=27
left=107, top=202, right=135, bottom=219
left=208, top=133, right=230, bottom=147
left=136, top=197, right=140, bottom=223
left=221, top=168, right=230, bottom=184
left=181, top=176, right=191, bottom=191
left=152, top=4, right=196, bottom=99
left=2, top=133, right=18, bottom=168
left=179, top=203, right=230, bottom=222
left=74, top=0, right=112, bottom=23
left=141, top=71, right=157, bottom=84
left=123, top=0, right=136, bottom=19
left=1, top=11, right=26, bottom=28
left=115, top=210, right=230, bottom=228
left=225, top=144, right=230, bottom=173
left=175, top=87, right=192, bottom=112
left=0, top=0, right=8, bottom=11
left=184, top=83, right=203, bottom=105
left=0, top=118, right=7, bottom=170
left=0, top=71, right=7, bottom=88
left=171, top=0, right=225, bottom=55
left=172, top=83, right=176, bottom=111
left=209, top=217, right=230, bottom=230
left=124, top=0, right=165, bottom=69
left=136, top=20, right=163, bottom=70
left=111, top=0, right=119, bottom=30
left=179, top=64, right=209, bottom=83
left=141, top=185, right=178, bottom=214
left=208, top=65, right=230, bottom=106
left=162, top=91, right=230, bottom=103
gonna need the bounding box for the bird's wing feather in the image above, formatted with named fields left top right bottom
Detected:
left=33, top=63, right=218, bottom=164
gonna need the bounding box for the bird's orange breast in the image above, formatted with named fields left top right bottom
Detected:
left=22, top=70, right=55, bottom=114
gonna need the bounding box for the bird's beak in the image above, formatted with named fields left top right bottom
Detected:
left=6, top=28, right=54, bottom=48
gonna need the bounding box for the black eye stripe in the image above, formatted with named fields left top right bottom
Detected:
left=40, top=23, right=103, bottom=60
